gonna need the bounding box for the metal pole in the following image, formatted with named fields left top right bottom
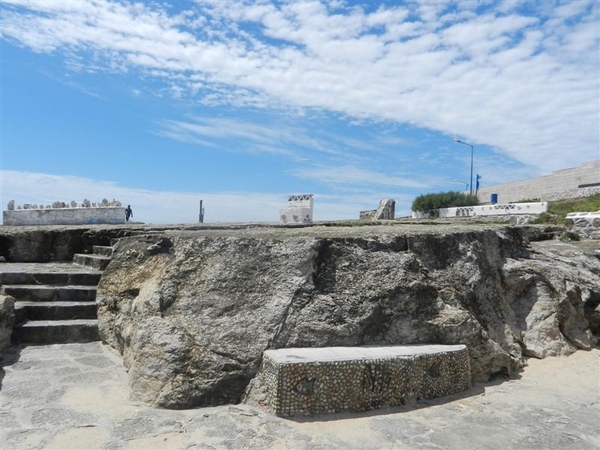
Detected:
left=199, top=200, right=204, bottom=223
left=470, top=145, right=473, bottom=196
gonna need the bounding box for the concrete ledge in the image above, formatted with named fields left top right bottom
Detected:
left=252, top=344, right=471, bottom=417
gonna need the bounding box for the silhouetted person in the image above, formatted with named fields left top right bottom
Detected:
left=125, top=205, right=133, bottom=222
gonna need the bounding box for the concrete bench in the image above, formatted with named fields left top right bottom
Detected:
left=253, top=344, right=471, bottom=417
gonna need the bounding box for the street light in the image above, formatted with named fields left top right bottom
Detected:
left=452, top=180, right=469, bottom=191
left=454, top=139, right=474, bottom=196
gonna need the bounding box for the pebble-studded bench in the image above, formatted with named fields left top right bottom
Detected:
left=249, top=344, right=471, bottom=417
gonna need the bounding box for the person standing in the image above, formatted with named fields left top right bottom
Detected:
left=125, top=205, right=133, bottom=222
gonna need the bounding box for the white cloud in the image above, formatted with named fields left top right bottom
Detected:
left=1, top=170, right=405, bottom=223
left=293, top=165, right=427, bottom=189
left=155, top=115, right=351, bottom=158
left=1, top=0, right=598, bottom=174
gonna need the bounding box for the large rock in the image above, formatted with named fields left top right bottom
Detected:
left=96, top=225, right=599, bottom=409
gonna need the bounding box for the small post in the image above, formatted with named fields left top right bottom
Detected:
left=199, top=200, right=205, bottom=223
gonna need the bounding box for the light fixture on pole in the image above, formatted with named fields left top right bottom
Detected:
left=452, top=180, right=469, bottom=191
left=454, top=139, right=474, bottom=196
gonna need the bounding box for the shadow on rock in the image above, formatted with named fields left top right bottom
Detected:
left=0, top=344, right=23, bottom=391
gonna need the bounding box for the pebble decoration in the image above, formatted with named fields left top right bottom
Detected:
left=257, top=346, right=471, bottom=417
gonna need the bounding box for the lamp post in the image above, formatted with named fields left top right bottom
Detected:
left=452, top=180, right=469, bottom=191
left=454, top=139, right=474, bottom=196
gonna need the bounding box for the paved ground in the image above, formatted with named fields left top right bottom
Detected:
left=1, top=342, right=599, bottom=450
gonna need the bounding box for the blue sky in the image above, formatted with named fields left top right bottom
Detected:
left=1, top=0, right=598, bottom=224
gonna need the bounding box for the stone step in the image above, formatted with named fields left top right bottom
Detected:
left=2, top=285, right=97, bottom=302
left=0, top=270, right=101, bottom=286
left=15, top=301, right=97, bottom=321
left=12, top=319, right=100, bottom=344
left=73, top=254, right=111, bottom=270
left=93, top=245, right=114, bottom=257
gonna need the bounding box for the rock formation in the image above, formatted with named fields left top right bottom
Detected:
left=96, top=225, right=599, bottom=409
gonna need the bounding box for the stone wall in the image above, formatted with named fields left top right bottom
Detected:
left=477, top=160, right=600, bottom=204
left=247, top=345, right=470, bottom=417
left=3, top=207, right=126, bottom=226
left=565, top=212, right=600, bottom=239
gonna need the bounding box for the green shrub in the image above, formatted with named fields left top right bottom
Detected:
left=548, top=194, right=600, bottom=217
left=559, top=231, right=580, bottom=242
left=412, top=191, right=479, bottom=215
left=528, top=195, right=600, bottom=224
left=529, top=212, right=562, bottom=225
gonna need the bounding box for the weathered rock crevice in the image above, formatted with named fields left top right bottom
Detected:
left=90, top=225, right=599, bottom=409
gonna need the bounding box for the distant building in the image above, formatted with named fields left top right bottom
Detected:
left=477, top=160, right=600, bottom=204
left=279, top=194, right=314, bottom=224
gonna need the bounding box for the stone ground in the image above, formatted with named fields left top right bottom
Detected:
left=1, top=342, right=598, bottom=450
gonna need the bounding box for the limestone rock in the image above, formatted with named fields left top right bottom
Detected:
left=96, top=226, right=599, bottom=409
left=0, top=295, right=15, bottom=355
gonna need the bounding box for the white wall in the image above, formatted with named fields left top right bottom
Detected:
left=3, top=207, right=126, bottom=226
left=412, top=202, right=548, bottom=219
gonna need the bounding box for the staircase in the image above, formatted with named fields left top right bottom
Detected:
left=2, top=245, right=113, bottom=345
left=73, top=245, right=113, bottom=270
